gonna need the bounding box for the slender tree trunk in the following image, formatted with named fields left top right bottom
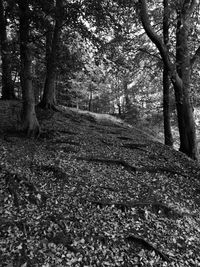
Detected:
left=76, top=97, right=79, bottom=109
left=117, top=102, right=121, bottom=116
left=0, top=0, right=15, bottom=99
left=88, top=89, right=93, bottom=112
left=163, top=0, right=173, bottom=146
left=123, top=77, right=131, bottom=113
left=163, top=68, right=173, bottom=146
left=39, top=0, right=63, bottom=110
left=18, top=0, right=40, bottom=136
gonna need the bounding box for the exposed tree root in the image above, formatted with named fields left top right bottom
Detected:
left=126, top=235, right=170, bottom=262
left=90, top=199, right=181, bottom=218
left=98, top=185, right=118, bottom=192
left=140, top=166, right=188, bottom=178
left=117, top=136, right=133, bottom=141
left=47, top=214, right=78, bottom=253
left=37, top=102, right=60, bottom=112
left=26, top=124, right=40, bottom=139
left=76, top=156, right=188, bottom=178
left=100, top=139, right=114, bottom=146
left=53, top=139, right=80, bottom=146
left=4, top=172, right=47, bottom=208
left=57, top=130, right=76, bottom=135
left=38, top=130, right=58, bottom=140
left=76, top=157, right=137, bottom=173
left=0, top=217, right=29, bottom=235
left=35, top=164, right=69, bottom=182
left=123, top=143, right=148, bottom=152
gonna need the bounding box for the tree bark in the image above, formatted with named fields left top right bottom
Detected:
left=163, top=68, right=173, bottom=146
left=0, top=0, right=15, bottom=99
left=173, top=5, right=197, bottom=158
left=18, top=0, right=40, bottom=137
left=139, top=0, right=198, bottom=160
left=163, top=0, right=173, bottom=146
left=39, top=0, right=63, bottom=110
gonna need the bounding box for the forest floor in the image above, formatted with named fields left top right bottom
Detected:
left=1, top=106, right=200, bottom=267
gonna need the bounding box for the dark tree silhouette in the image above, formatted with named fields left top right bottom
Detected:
left=18, top=0, right=40, bottom=136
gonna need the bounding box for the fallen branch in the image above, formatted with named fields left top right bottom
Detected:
left=126, top=234, right=170, bottom=262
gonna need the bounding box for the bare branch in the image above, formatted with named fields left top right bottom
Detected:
left=138, top=48, right=161, bottom=61
left=191, top=45, right=200, bottom=66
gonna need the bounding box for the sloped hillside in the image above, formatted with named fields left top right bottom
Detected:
left=1, top=106, right=200, bottom=267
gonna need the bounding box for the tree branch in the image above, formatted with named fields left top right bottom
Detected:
left=138, top=48, right=161, bottom=61
left=183, top=0, right=199, bottom=18
left=191, top=45, right=200, bottom=66
left=138, top=0, right=170, bottom=71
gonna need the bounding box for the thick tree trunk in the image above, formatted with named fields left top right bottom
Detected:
left=39, top=0, right=63, bottom=110
left=163, top=0, right=173, bottom=146
left=173, top=80, right=197, bottom=158
left=18, top=0, right=40, bottom=136
left=172, top=9, right=198, bottom=159
left=0, top=0, right=15, bottom=99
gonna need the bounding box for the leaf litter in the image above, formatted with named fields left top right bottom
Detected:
left=1, top=107, right=200, bottom=266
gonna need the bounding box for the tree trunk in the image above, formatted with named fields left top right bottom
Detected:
left=139, top=0, right=198, bottom=160
left=39, top=0, right=63, bottom=110
left=117, top=102, right=122, bottom=116
left=0, top=0, right=15, bottom=99
left=88, top=90, right=93, bottom=112
left=18, top=0, right=40, bottom=137
left=172, top=8, right=198, bottom=159
left=123, top=77, right=131, bottom=113
left=163, top=68, right=173, bottom=146
left=163, top=0, right=173, bottom=146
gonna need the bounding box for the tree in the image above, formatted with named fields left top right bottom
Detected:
left=39, top=0, right=64, bottom=110
left=162, top=0, right=173, bottom=146
left=18, top=0, right=40, bottom=136
left=0, top=0, right=15, bottom=99
left=139, top=0, right=199, bottom=160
